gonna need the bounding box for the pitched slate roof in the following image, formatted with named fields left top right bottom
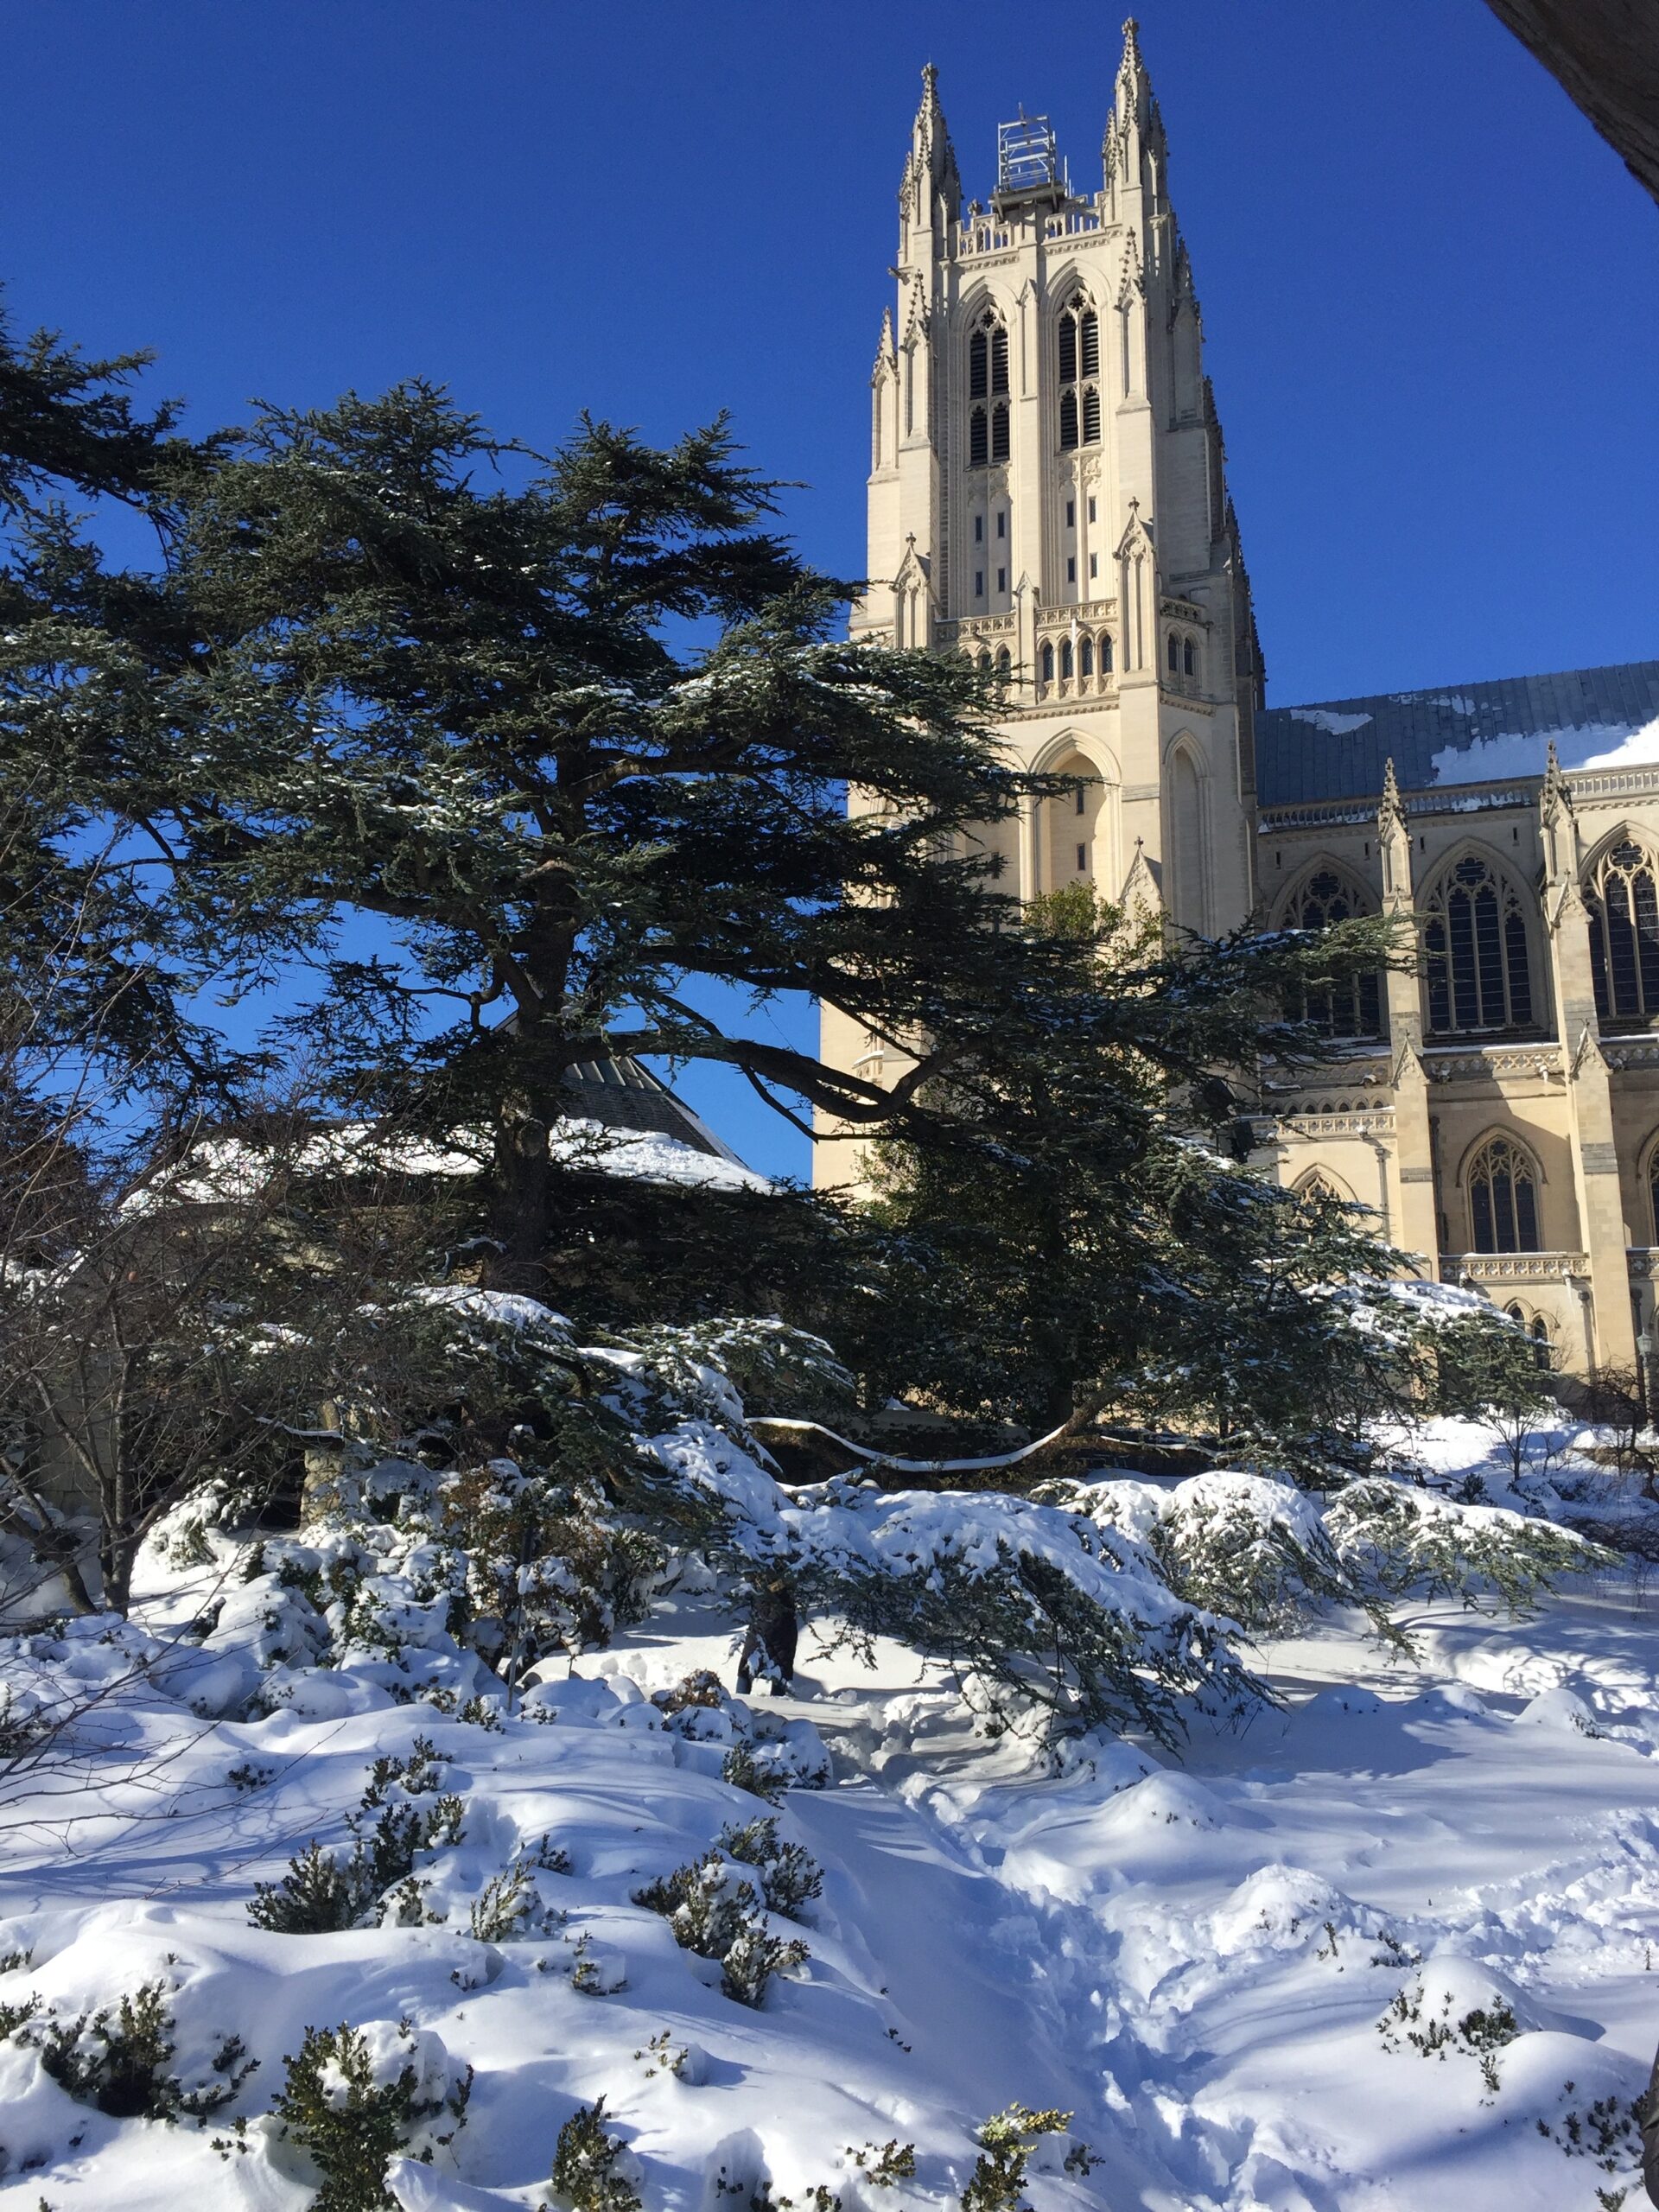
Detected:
left=563, top=1056, right=746, bottom=1165
left=1256, top=658, right=1659, bottom=807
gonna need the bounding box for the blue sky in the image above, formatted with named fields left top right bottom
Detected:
left=3, top=0, right=1656, bottom=1179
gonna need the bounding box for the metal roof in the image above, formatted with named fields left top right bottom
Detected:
left=1256, top=658, right=1659, bottom=807
left=563, top=1056, right=747, bottom=1166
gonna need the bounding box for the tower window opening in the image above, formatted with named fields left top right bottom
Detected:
left=1039, top=640, right=1054, bottom=683
left=1065, top=499, right=1075, bottom=529
left=1060, top=638, right=1073, bottom=680
left=1183, top=637, right=1195, bottom=677
left=1087, top=496, right=1096, bottom=523
left=1100, top=632, right=1113, bottom=672
left=1074, top=785, right=1086, bottom=817
left=969, top=407, right=988, bottom=467
left=1167, top=632, right=1180, bottom=675
left=996, top=567, right=1006, bottom=592
left=995, top=511, right=1006, bottom=538
left=990, top=402, right=1009, bottom=462
left=969, top=330, right=988, bottom=400
left=1089, top=551, right=1098, bottom=579
left=975, top=570, right=984, bottom=598
left=974, top=514, right=983, bottom=542
left=1058, top=293, right=1101, bottom=450
left=1080, top=635, right=1094, bottom=678
left=990, top=325, right=1008, bottom=395
left=1067, top=556, right=1077, bottom=582
left=1077, top=842, right=1087, bottom=874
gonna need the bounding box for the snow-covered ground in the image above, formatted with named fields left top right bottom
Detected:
left=3, top=1542, right=1659, bottom=2211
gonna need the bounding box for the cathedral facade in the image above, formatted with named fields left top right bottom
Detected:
left=814, top=21, right=1659, bottom=1382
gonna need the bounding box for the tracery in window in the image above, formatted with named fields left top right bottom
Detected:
left=1504, top=1302, right=1554, bottom=1371
left=1282, top=868, right=1382, bottom=1038
left=1466, top=1134, right=1541, bottom=1254
left=1586, top=839, right=1659, bottom=1025
left=967, top=308, right=1010, bottom=472
left=1057, top=292, right=1101, bottom=451
left=1423, top=853, right=1535, bottom=1035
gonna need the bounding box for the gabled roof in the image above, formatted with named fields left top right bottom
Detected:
left=1256, top=658, right=1659, bottom=807
left=563, top=1056, right=747, bottom=1167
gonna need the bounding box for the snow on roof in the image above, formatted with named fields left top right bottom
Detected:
left=1257, top=658, right=1659, bottom=805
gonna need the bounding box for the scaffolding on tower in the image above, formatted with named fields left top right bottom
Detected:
left=996, top=111, right=1063, bottom=196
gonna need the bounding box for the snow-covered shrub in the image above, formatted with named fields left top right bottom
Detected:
left=3, top=1978, right=256, bottom=2121
left=1064, top=1471, right=1384, bottom=1638
left=467, top=1857, right=567, bottom=1942
left=847, top=2140, right=918, bottom=2188
left=546, top=2095, right=643, bottom=2212
left=958, top=2105, right=1073, bottom=2212
left=248, top=1741, right=465, bottom=1933
left=1055, top=1466, right=1612, bottom=1645
left=1326, top=1479, right=1609, bottom=1611
left=716, top=1815, right=823, bottom=1917
left=632, top=1853, right=809, bottom=2006
left=272, top=2017, right=472, bottom=2212
left=631, top=1319, right=856, bottom=1427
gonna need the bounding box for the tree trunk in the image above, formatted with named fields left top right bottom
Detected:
left=487, top=1100, right=555, bottom=1294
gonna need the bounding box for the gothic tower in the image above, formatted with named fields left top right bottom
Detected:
left=817, top=21, right=1265, bottom=1185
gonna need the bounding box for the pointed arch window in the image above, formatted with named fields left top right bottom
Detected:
left=1098, top=632, right=1114, bottom=674
left=968, top=309, right=1009, bottom=474
left=1423, top=853, right=1535, bottom=1035
left=1059, top=637, right=1074, bottom=681
left=1058, top=293, right=1101, bottom=451
left=1039, top=640, right=1055, bottom=685
left=1504, top=1303, right=1554, bottom=1370
left=1466, top=1134, right=1541, bottom=1254
left=995, top=646, right=1012, bottom=684
left=1283, top=868, right=1382, bottom=1039
left=1078, top=635, right=1094, bottom=680
left=1586, top=839, right=1659, bottom=1025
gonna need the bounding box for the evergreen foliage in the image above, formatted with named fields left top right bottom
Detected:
left=632, top=1853, right=809, bottom=2005
left=547, top=2097, right=643, bottom=2212
left=272, top=2018, right=471, bottom=2212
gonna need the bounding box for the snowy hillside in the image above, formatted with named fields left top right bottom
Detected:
left=2, top=1429, right=1657, bottom=2211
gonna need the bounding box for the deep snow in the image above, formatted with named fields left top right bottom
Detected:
left=3, top=1463, right=1659, bottom=2209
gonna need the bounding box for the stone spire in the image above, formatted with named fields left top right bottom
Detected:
left=898, top=63, right=960, bottom=257
left=1104, top=16, right=1169, bottom=209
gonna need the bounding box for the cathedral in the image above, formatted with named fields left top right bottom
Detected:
left=814, top=20, right=1659, bottom=1382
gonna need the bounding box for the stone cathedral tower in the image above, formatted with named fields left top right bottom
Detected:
left=817, top=22, right=1264, bottom=1186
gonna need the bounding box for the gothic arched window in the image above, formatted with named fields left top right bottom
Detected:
left=1466, top=1134, right=1541, bottom=1254
left=1182, top=637, right=1196, bottom=678
left=1099, top=632, right=1114, bottom=674
left=1504, top=1303, right=1554, bottom=1371
left=967, top=309, right=1009, bottom=473
left=995, top=646, right=1012, bottom=684
left=1166, top=632, right=1180, bottom=675
left=1059, top=638, right=1074, bottom=681
left=1039, top=640, right=1055, bottom=685
left=1586, top=839, right=1659, bottom=1025
left=1079, top=635, right=1094, bottom=680
left=1057, top=294, right=1101, bottom=451
left=1282, top=868, right=1382, bottom=1038
left=1423, top=853, right=1535, bottom=1035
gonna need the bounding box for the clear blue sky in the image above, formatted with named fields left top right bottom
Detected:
left=3, top=0, right=1656, bottom=1179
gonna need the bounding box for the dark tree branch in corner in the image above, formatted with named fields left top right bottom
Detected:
left=1484, top=0, right=1659, bottom=207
